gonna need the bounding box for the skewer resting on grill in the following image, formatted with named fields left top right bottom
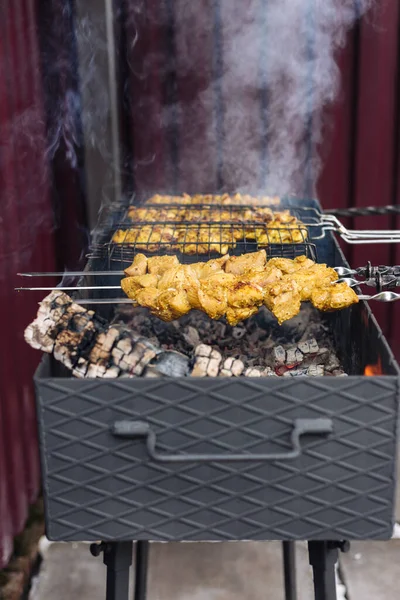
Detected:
left=117, top=251, right=358, bottom=325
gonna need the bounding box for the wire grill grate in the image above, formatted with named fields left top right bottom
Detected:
left=89, top=203, right=318, bottom=266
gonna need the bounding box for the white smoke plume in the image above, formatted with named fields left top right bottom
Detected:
left=170, top=0, right=374, bottom=197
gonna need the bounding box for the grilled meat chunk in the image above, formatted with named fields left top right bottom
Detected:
left=113, top=196, right=307, bottom=255
left=225, top=249, right=267, bottom=275
left=144, top=193, right=280, bottom=206
left=124, top=253, right=148, bottom=276
left=121, top=252, right=358, bottom=325
left=311, top=281, right=359, bottom=312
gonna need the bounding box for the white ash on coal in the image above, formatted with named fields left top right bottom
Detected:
left=114, top=304, right=348, bottom=377
left=25, top=291, right=190, bottom=378
left=25, top=292, right=347, bottom=379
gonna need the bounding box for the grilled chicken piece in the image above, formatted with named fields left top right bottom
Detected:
left=120, top=273, right=159, bottom=297
left=197, top=283, right=228, bottom=320
left=263, top=278, right=302, bottom=324
left=289, top=264, right=338, bottom=301
left=144, top=193, right=281, bottom=206
left=175, top=227, right=235, bottom=255
left=225, top=249, right=267, bottom=275
left=225, top=306, right=259, bottom=326
left=155, top=289, right=191, bottom=320
left=190, top=256, right=230, bottom=279
left=147, top=255, right=179, bottom=275
left=121, top=253, right=357, bottom=325
left=311, top=282, right=359, bottom=312
left=124, top=253, right=148, bottom=276
left=115, top=197, right=307, bottom=256
left=243, top=264, right=283, bottom=288
left=112, top=226, right=176, bottom=251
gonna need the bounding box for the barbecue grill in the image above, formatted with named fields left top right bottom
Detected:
left=28, top=195, right=400, bottom=600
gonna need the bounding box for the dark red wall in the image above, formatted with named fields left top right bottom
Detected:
left=0, top=0, right=57, bottom=567
left=0, top=0, right=86, bottom=568
left=318, top=0, right=400, bottom=357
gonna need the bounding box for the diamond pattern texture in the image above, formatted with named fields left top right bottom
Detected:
left=35, top=363, right=399, bottom=541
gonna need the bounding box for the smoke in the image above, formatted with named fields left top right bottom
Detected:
left=27, top=0, right=377, bottom=209
left=166, top=0, right=375, bottom=197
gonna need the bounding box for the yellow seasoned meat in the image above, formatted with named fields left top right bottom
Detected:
left=263, top=279, right=302, bottom=325
left=114, top=196, right=307, bottom=256
left=124, top=253, right=148, bottom=277
left=225, top=249, right=267, bottom=275
left=155, top=289, right=191, bottom=320
left=311, top=282, right=359, bottom=312
left=121, top=253, right=357, bottom=325
left=112, top=226, right=177, bottom=251
left=144, top=193, right=281, bottom=206
left=147, top=255, right=179, bottom=275
left=134, top=287, right=160, bottom=310
left=120, top=273, right=159, bottom=297
left=190, top=256, right=230, bottom=279
left=227, top=281, right=264, bottom=309
left=197, top=282, right=228, bottom=320
left=289, top=265, right=338, bottom=301
left=226, top=306, right=259, bottom=326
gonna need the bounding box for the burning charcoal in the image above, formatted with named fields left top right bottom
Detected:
left=111, top=346, right=125, bottom=366
left=308, top=338, right=319, bottom=354
left=183, top=326, right=200, bottom=348
left=286, top=347, right=303, bottom=366
left=142, top=366, right=163, bottom=378
left=24, top=291, right=165, bottom=379
left=207, top=350, right=222, bottom=376
left=192, top=344, right=221, bottom=376
left=283, top=368, right=308, bottom=377
left=245, top=367, right=262, bottom=377
left=219, top=357, right=245, bottom=377
left=315, top=347, right=330, bottom=363
left=306, top=364, right=324, bottom=377
left=232, top=326, right=246, bottom=340
left=297, top=340, right=311, bottom=355
left=150, top=351, right=189, bottom=377
left=261, top=367, right=277, bottom=377
left=194, top=344, right=213, bottom=358
left=332, top=369, right=348, bottom=377
left=191, top=357, right=210, bottom=377
left=103, top=367, right=121, bottom=378
left=102, top=328, right=121, bottom=352
left=273, top=346, right=286, bottom=365
left=324, top=354, right=341, bottom=372
left=115, top=338, right=134, bottom=355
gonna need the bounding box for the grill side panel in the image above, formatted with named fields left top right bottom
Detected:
left=35, top=371, right=399, bottom=541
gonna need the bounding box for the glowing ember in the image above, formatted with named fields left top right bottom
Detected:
left=364, top=357, right=383, bottom=376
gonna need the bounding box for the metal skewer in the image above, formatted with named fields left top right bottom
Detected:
left=70, top=294, right=400, bottom=305
left=15, top=278, right=397, bottom=292
left=358, top=292, right=400, bottom=302
left=17, top=270, right=125, bottom=277
left=15, top=285, right=121, bottom=291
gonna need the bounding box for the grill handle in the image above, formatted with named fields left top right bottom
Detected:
left=111, top=418, right=333, bottom=463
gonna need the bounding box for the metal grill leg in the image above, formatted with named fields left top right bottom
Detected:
left=134, top=541, right=149, bottom=600
left=282, top=542, right=297, bottom=600
left=90, top=542, right=132, bottom=600
left=308, top=541, right=350, bottom=600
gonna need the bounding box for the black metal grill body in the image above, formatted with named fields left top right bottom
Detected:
left=35, top=197, right=400, bottom=542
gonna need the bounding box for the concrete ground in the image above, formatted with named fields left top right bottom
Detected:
left=29, top=535, right=400, bottom=600
left=29, top=540, right=316, bottom=600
